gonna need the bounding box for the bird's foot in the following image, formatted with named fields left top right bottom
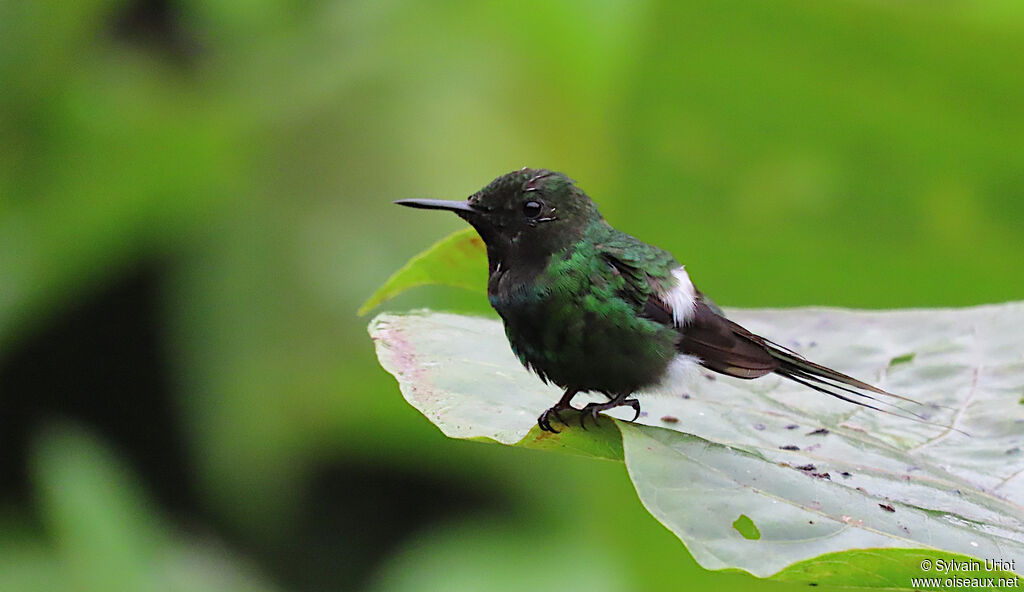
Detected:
left=579, top=397, right=641, bottom=429
left=537, top=389, right=581, bottom=433
left=538, top=404, right=577, bottom=433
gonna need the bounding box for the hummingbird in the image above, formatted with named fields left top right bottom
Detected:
left=396, top=168, right=921, bottom=433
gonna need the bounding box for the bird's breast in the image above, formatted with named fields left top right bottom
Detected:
left=488, top=265, right=678, bottom=394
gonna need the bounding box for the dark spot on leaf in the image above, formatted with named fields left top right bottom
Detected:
left=779, top=445, right=800, bottom=451
left=889, top=352, right=915, bottom=367
left=1006, top=447, right=1020, bottom=455
left=797, top=464, right=829, bottom=479
left=732, top=514, right=761, bottom=540
left=681, top=393, right=691, bottom=399
left=879, top=503, right=896, bottom=513
left=840, top=471, right=852, bottom=478
left=785, top=424, right=799, bottom=430
left=856, top=487, right=867, bottom=493
left=809, top=583, right=818, bottom=587
left=806, top=428, right=829, bottom=436
left=660, top=415, right=679, bottom=424
left=754, top=423, right=766, bottom=431
left=808, top=520, right=814, bottom=524
left=703, top=374, right=716, bottom=381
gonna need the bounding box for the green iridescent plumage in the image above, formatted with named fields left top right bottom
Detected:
left=490, top=219, right=680, bottom=396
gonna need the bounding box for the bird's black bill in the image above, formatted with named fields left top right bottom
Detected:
left=394, top=198, right=476, bottom=213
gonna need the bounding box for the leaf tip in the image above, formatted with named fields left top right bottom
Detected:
left=357, top=228, right=487, bottom=317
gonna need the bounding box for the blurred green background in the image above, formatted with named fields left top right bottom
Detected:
left=2, top=1, right=1022, bottom=591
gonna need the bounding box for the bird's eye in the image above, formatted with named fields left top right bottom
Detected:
left=523, top=200, right=543, bottom=219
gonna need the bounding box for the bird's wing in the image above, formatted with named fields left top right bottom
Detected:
left=596, top=235, right=679, bottom=312
left=598, top=239, right=772, bottom=377
left=666, top=295, right=778, bottom=379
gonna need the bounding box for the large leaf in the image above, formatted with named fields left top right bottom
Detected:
left=369, top=305, right=1024, bottom=586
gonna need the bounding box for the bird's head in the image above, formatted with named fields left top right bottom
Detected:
left=396, top=168, right=602, bottom=266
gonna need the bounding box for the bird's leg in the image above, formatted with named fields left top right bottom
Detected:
left=538, top=389, right=580, bottom=433
left=579, top=393, right=641, bottom=429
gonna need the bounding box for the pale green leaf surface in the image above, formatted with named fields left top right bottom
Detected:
left=370, top=304, right=1024, bottom=582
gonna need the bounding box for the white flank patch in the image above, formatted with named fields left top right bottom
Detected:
left=664, top=266, right=697, bottom=325
left=641, top=354, right=702, bottom=396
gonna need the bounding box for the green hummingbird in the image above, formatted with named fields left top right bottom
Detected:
left=396, top=168, right=920, bottom=433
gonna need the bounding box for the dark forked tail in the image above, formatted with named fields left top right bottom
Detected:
left=765, top=341, right=922, bottom=413
left=673, top=299, right=944, bottom=425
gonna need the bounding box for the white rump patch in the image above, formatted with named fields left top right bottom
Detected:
left=641, top=354, right=702, bottom=396
left=662, top=266, right=697, bottom=326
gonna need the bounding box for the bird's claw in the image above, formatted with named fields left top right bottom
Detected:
left=578, top=404, right=600, bottom=430
left=537, top=409, right=560, bottom=433
left=577, top=398, right=642, bottom=428
left=539, top=395, right=642, bottom=432
left=625, top=398, right=641, bottom=422
left=538, top=405, right=574, bottom=433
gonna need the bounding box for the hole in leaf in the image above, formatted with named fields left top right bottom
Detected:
left=732, top=514, right=761, bottom=540
left=889, top=352, right=915, bottom=367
